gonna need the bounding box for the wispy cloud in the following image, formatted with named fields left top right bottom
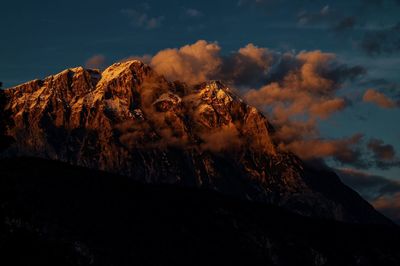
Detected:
left=183, top=8, right=203, bottom=18
left=85, top=54, right=106, bottom=69
left=120, top=8, right=164, bottom=30
left=297, top=5, right=333, bottom=26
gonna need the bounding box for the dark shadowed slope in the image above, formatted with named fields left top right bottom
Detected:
left=1, top=157, right=399, bottom=266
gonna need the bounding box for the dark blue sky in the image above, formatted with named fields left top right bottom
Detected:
left=1, top=0, right=400, bottom=216
left=2, top=0, right=399, bottom=86
left=0, top=1, right=399, bottom=79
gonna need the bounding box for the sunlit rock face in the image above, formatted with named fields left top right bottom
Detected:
left=0, top=60, right=392, bottom=224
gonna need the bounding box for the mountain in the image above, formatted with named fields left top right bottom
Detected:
left=0, top=60, right=392, bottom=224
left=1, top=157, right=400, bottom=266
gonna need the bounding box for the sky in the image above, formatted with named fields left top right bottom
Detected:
left=1, top=0, right=400, bottom=222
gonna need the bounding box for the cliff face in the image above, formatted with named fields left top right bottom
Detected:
left=0, top=60, right=391, bottom=224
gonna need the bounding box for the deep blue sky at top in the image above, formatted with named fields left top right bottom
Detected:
left=2, top=0, right=399, bottom=85
left=1, top=0, right=400, bottom=179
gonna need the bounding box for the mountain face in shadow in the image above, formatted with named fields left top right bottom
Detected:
left=0, top=60, right=392, bottom=224
left=1, top=157, right=399, bottom=266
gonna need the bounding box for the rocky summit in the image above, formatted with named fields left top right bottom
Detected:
left=0, top=60, right=392, bottom=224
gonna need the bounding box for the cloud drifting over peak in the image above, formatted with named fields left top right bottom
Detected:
left=150, top=40, right=221, bottom=84
left=149, top=41, right=274, bottom=87
left=127, top=40, right=399, bottom=171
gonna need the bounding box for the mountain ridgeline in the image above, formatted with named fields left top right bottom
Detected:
left=0, top=60, right=392, bottom=225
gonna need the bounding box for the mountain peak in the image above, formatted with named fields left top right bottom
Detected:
left=196, top=80, right=243, bottom=104
left=100, top=60, right=144, bottom=82
left=0, top=60, right=392, bottom=225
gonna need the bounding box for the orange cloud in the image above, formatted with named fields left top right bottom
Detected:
left=150, top=40, right=222, bottom=84
left=240, top=49, right=367, bottom=163
left=244, top=50, right=351, bottom=123
left=295, top=50, right=336, bottom=94
left=281, top=134, right=364, bottom=164
left=363, top=89, right=397, bottom=108
left=135, top=40, right=275, bottom=87
left=309, top=98, right=347, bottom=118
left=237, top=43, right=270, bottom=67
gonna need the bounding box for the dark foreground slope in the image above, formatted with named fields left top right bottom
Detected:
left=1, top=157, right=399, bottom=266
